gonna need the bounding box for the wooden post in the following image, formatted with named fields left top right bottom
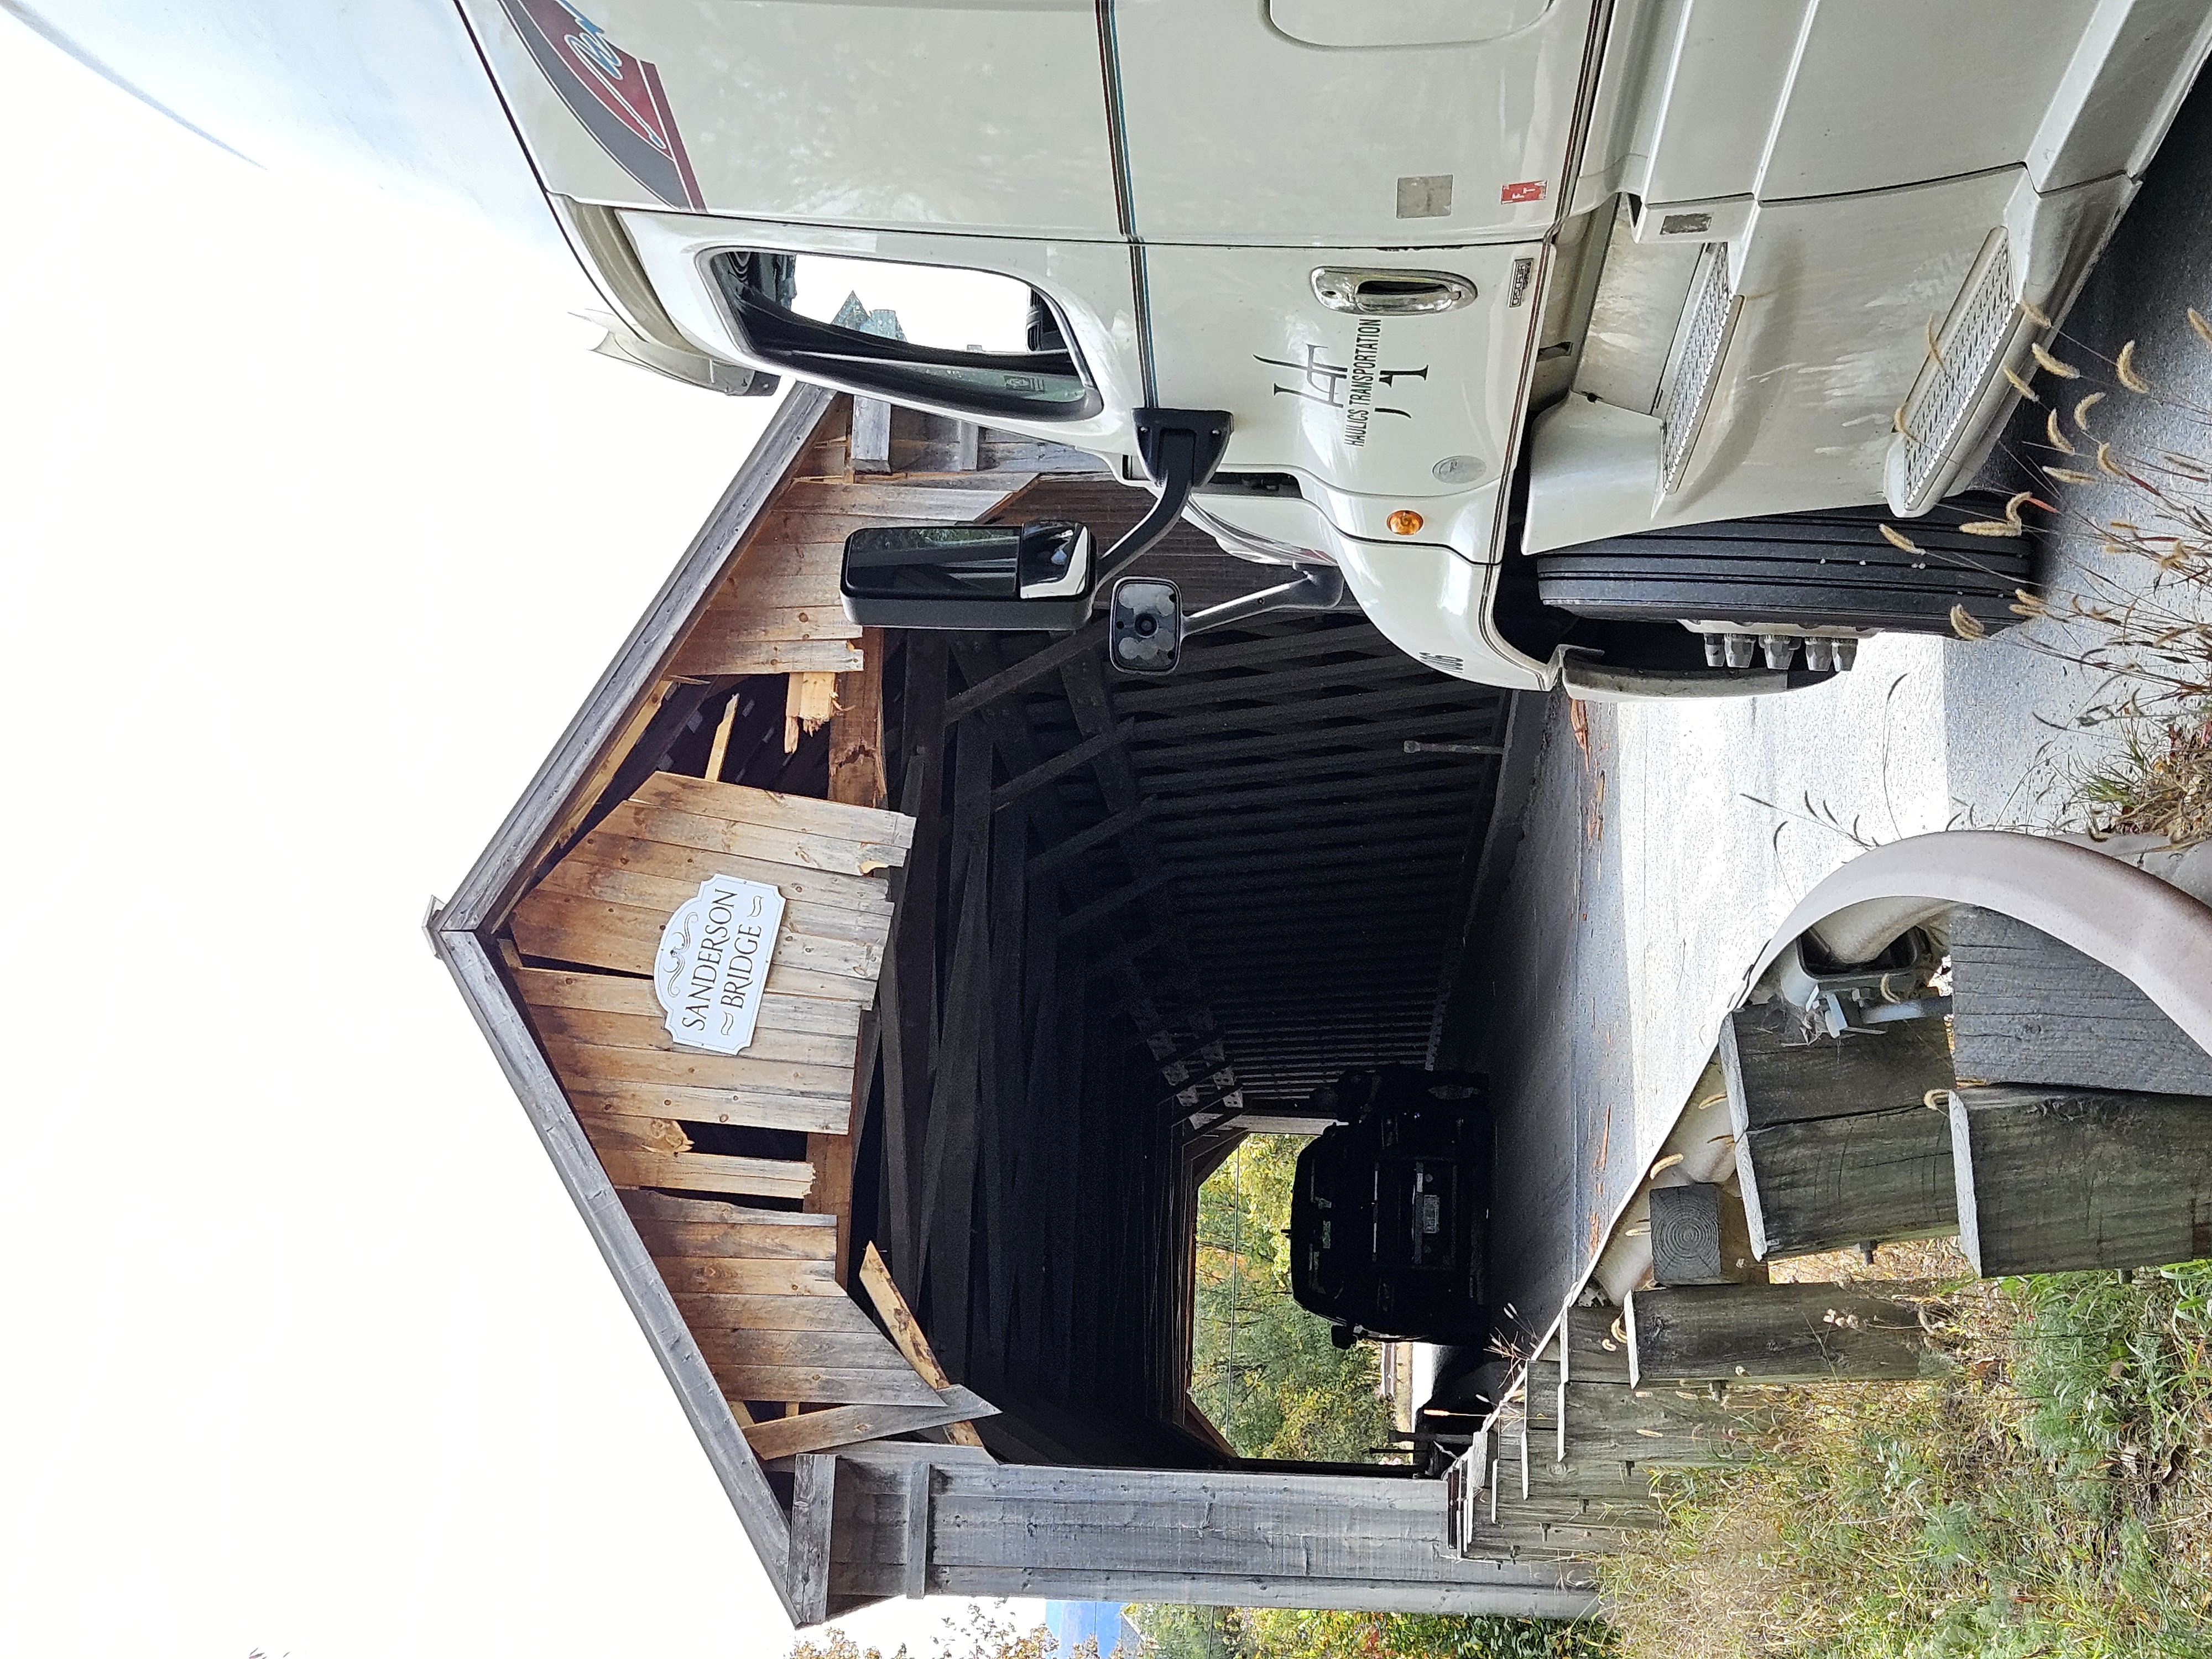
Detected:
left=1721, top=1001, right=1958, bottom=1258
left=1626, top=1281, right=1945, bottom=1387
left=1949, top=1083, right=2212, bottom=1276
left=1950, top=907, right=2212, bottom=1095
left=810, top=625, right=886, bottom=1277
left=851, top=396, right=893, bottom=473
left=900, top=1462, right=932, bottom=1599
left=1648, top=1182, right=1767, bottom=1286
left=787, top=1453, right=837, bottom=1624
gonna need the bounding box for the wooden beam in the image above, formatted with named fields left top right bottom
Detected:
left=1735, top=1107, right=1957, bottom=1259
left=1626, top=1281, right=1944, bottom=1387
left=1720, top=1001, right=1957, bottom=1129
left=787, top=1453, right=837, bottom=1624
left=883, top=635, right=950, bottom=1285
left=989, top=720, right=1133, bottom=811
left=1027, top=798, right=1164, bottom=879
left=739, top=1386, right=999, bottom=1462
left=805, top=649, right=884, bottom=1284
left=941, top=624, right=1106, bottom=727
left=1723, top=1001, right=1959, bottom=1259
left=858, top=1244, right=988, bottom=1448
left=1950, top=1082, right=2212, bottom=1276
left=1055, top=872, right=1179, bottom=937
left=1950, top=906, right=2212, bottom=1095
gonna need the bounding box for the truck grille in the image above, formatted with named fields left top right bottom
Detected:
left=1656, top=243, right=1741, bottom=495
left=1896, top=231, right=2017, bottom=512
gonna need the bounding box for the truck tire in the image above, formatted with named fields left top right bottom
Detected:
left=1534, top=502, right=2031, bottom=636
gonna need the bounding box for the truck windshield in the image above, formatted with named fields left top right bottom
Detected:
left=709, top=249, right=1098, bottom=421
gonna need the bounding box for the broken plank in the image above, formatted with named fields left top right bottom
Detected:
left=621, top=1188, right=834, bottom=1228
left=573, top=1084, right=849, bottom=1137
left=632, top=771, right=916, bottom=849
left=523, top=1000, right=854, bottom=1070
left=515, top=967, right=864, bottom=1037
left=509, top=890, right=879, bottom=995
left=830, top=626, right=888, bottom=812
left=531, top=857, right=893, bottom=945
left=741, top=1387, right=1000, bottom=1462
left=598, top=1145, right=816, bottom=1199
left=859, top=1243, right=987, bottom=1448
left=565, top=825, right=897, bottom=914
left=671, top=637, right=864, bottom=678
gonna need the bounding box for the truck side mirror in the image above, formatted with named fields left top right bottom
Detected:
left=1109, top=576, right=1181, bottom=675
left=840, top=521, right=1093, bottom=630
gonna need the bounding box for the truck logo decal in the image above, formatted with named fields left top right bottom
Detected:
left=1257, top=326, right=1429, bottom=447
left=499, top=1, right=707, bottom=211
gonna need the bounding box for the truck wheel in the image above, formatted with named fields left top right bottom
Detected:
left=1534, top=503, right=2031, bottom=649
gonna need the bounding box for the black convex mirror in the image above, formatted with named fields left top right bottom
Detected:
left=1109, top=576, right=1181, bottom=675
left=841, top=521, right=1093, bottom=630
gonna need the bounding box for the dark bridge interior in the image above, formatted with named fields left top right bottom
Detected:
left=847, top=477, right=1521, bottom=1465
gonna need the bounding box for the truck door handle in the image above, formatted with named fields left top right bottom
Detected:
left=1312, top=268, right=1477, bottom=316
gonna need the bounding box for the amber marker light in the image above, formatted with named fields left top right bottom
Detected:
left=1387, top=509, right=1425, bottom=535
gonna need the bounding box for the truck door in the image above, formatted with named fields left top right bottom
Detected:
left=1103, top=0, right=1605, bottom=245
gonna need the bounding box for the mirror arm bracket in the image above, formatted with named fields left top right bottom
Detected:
left=1184, top=565, right=1348, bottom=638
left=1095, top=408, right=1234, bottom=584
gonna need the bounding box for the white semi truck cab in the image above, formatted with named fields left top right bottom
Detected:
left=466, top=0, right=2212, bottom=695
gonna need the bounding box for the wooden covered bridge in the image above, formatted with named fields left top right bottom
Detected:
left=430, top=384, right=1588, bottom=1624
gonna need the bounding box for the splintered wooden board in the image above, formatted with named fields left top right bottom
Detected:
left=510, top=890, right=881, bottom=998
left=572, top=1081, right=850, bottom=1136
left=525, top=1000, right=853, bottom=1069
left=546, top=829, right=895, bottom=921
left=517, top=967, right=862, bottom=1037
left=594, top=1142, right=816, bottom=1200
left=630, top=771, right=914, bottom=856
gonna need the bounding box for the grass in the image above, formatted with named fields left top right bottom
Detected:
left=2075, top=708, right=2212, bottom=846
left=1597, top=1244, right=2212, bottom=1658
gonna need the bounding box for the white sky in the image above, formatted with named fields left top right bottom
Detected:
left=0, top=17, right=1036, bottom=1658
